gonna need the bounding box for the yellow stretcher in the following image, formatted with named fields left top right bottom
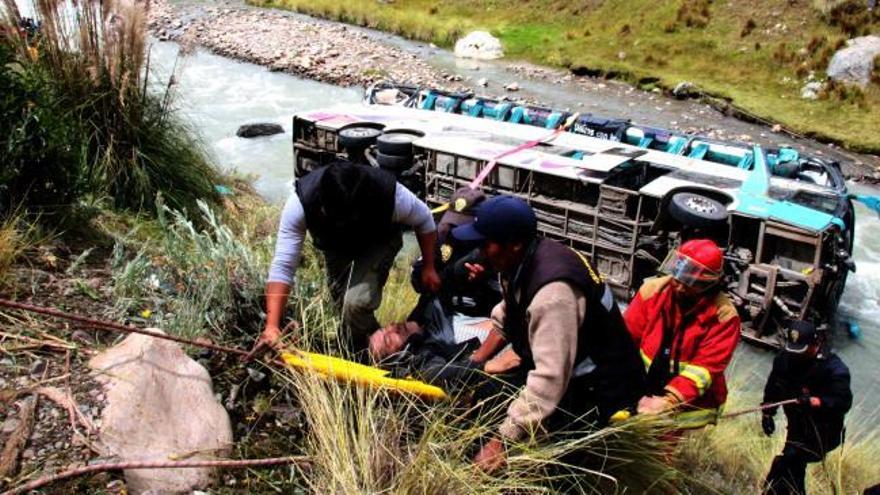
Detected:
left=281, top=350, right=448, bottom=401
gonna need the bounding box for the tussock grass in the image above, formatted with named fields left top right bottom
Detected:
left=0, top=0, right=222, bottom=217
left=252, top=0, right=880, bottom=153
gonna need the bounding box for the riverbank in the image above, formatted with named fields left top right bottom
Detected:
left=147, top=0, right=880, bottom=182
left=148, top=0, right=455, bottom=89
left=248, top=0, right=880, bottom=156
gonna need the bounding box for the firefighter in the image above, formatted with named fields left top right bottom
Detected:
left=623, top=239, right=741, bottom=428
left=451, top=195, right=646, bottom=472
left=762, top=320, right=852, bottom=495
left=252, top=161, right=441, bottom=356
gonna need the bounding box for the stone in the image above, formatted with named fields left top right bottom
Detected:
left=826, top=35, right=880, bottom=87
left=454, top=31, right=504, bottom=60
left=236, top=123, right=284, bottom=138
left=672, top=81, right=697, bottom=99
left=801, top=81, right=823, bottom=100
left=771, top=124, right=783, bottom=133
left=505, top=82, right=520, bottom=91
left=89, top=330, right=232, bottom=494
left=477, top=77, right=488, bottom=87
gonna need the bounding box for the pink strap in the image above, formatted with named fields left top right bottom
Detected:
left=468, top=127, right=565, bottom=189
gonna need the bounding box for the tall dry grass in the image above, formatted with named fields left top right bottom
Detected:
left=0, top=0, right=221, bottom=216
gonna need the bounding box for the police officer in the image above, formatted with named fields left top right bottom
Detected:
left=762, top=320, right=853, bottom=495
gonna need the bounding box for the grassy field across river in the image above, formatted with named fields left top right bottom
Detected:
left=249, top=0, right=880, bottom=154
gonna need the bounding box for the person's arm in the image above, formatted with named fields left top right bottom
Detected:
left=497, top=282, right=585, bottom=442
left=254, top=194, right=306, bottom=351
left=762, top=353, right=787, bottom=417
left=471, top=328, right=507, bottom=364
left=623, top=281, right=657, bottom=346
left=664, top=298, right=741, bottom=405
left=391, top=184, right=440, bottom=292
left=815, top=357, right=852, bottom=414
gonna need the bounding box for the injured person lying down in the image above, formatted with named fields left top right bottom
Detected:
left=368, top=295, right=517, bottom=389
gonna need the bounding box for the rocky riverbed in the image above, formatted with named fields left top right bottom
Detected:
left=149, top=0, right=458, bottom=89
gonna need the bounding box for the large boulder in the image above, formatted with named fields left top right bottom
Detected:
left=236, top=122, right=284, bottom=138
left=826, top=35, right=880, bottom=87
left=89, top=331, right=233, bottom=494
left=454, top=31, right=504, bottom=60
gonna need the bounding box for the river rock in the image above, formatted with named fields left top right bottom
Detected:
left=826, top=35, right=880, bottom=87
left=454, top=31, right=504, bottom=60
left=672, top=81, right=697, bottom=99
left=236, top=123, right=284, bottom=138
left=89, top=330, right=232, bottom=494
left=801, top=81, right=823, bottom=100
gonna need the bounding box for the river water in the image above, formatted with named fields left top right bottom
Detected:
left=149, top=40, right=879, bottom=427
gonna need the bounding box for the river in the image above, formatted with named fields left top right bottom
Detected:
left=149, top=39, right=879, bottom=428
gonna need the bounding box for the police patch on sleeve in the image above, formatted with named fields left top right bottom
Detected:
left=454, top=198, right=467, bottom=212
left=441, top=244, right=453, bottom=262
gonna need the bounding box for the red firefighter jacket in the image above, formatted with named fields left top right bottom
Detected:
left=624, top=275, right=741, bottom=428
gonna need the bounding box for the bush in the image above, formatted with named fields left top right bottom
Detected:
left=0, top=0, right=222, bottom=219
left=111, top=196, right=274, bottom=342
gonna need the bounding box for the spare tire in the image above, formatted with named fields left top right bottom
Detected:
left=376, top=151, right=413, bottom=172
left=376, top=131, right=421, bottom=156
left=668, top=192, right=727, bottom=228
left=338, top=126, right=382, bottom=150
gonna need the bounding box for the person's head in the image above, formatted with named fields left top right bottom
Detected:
left=783, top=319, right=822, bottom=359
left=437, top=187, right=486, bottom=242
left=662, top=239, right=724, bottom=299
left=368, top=320, right=422, bottom=360
left=451, top=195, right=538, bottom=273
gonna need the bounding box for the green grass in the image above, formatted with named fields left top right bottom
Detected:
left=249, top=0, right=880, bottom=153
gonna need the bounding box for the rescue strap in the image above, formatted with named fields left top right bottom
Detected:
left=0, top=299, right=447, bottom=401
left=720, top=399, right=799, bottom=419
left=429, top=113, right=580, bottom=215
left=0, top=298, right=249, bottom=357
left=1, top=457, right=308, bottom=495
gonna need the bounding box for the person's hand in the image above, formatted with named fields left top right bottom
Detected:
left=761, top=414, right=775, bottom=436
left=420, top=264, right=442, bottom=293
left=474, top=437, right=506, bottom=473
left=637, top=394, right=677, bottom=415
left=244, top=325, right=282, bottom=362
left=483, top=349, right=521, bottom=374
left=796, top=393, right=821, bottom=408
left=463, top=262, right=486, bottom=282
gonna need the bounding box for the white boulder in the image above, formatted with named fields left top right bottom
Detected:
left=454, top=31, right=504, bottom=60
left=90, top=331, right=233, bottom=494
left=826, top=35, right=880, bottom=87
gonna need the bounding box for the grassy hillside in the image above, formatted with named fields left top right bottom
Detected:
left=249, top=0, right=880, bottom=154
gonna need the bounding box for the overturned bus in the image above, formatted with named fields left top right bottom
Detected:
left=290, top=86, right=856, bottom=348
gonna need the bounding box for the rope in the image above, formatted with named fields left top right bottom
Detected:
left=0, top=299, right=249, bottom=357
left=0, top=456, right=309, bottom=495
left=720, top=399, right=799, bottom=419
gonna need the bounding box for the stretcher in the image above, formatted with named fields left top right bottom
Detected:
left=280, top=350, right=448, bottom=401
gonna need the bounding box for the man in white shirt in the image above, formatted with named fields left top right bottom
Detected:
left=253, top=161, right=441, bottom=355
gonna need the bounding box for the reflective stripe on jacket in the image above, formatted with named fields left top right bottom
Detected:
left=624, top=275, right=741, bottom=428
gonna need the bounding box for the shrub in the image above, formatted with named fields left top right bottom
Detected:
left=0, top=0, right=222, bottom=218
